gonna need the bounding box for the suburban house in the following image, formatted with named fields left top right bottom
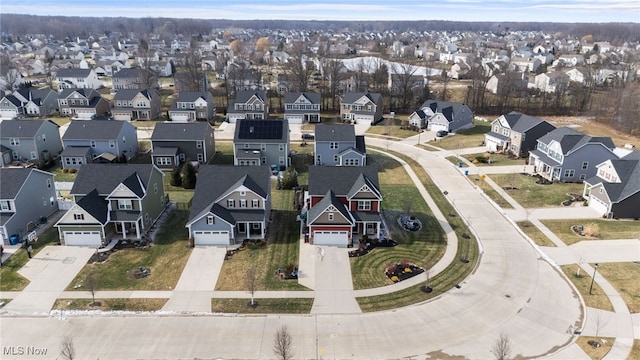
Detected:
left=168, top=91, right=216, bottom=122
left=12, top=88, right=58, bottom=117
left=1, top=168, right=57, bottom=245
left=305, top=165, right=382, bottom=247
left=0, top=119, right=62, bottom=166
left=111, top=89, right=161, bottom=121
left=57, top=88, right=111, bottom=119
left=407, top=100, right=474, bottom=133
left=61, top=120, right=138, bottom=169
left=150, top=122, right=215, bottom=168
left=0, top=95, right=24, bottom=120
left=227, top=90, right=268, bottom=123
left=56, top=68, right=102, bottom=90
left=283, top=92, right=321, bottom=124
left=340, top=92, right=383, bottom=125
left=55, top=164, right=167, bottom=247
left=484, top=112, right=557, bottom=157
left=94, top=60, right=129, bottom=77
left=185, top=165, right=271, bottom=246
left=528, top=127, right=618, bottom=182
left=314, top=124, right=366, bottom=166
left=233, top=119, right=290, bottom=167
left=112, top=68, right=158, bottom=90
left=582, top=152, right=640, bottom=219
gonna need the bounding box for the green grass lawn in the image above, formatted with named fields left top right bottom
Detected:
left=517, top=221, right=556, bottom=247
left=576, top=336, right=614, bottom=360
left=52, top=298, right=167, bottom=312
left=211, top=141, right=235, bottom=165
left=214, top=184, right=308, bottom=291
left=366, top=118, right=419, bottom=139
left=561, top=264, right=614, bottom=311
left=541, top=219, right=640, bottom=245
left=67, top=209, right=192, bottom=291
left=489, top=174, right=585, bottom=208
left=211, top=298, right=313, bottom=314
left=429, top=120, right=491, bottom=150
left=49, top=163, right=78, bottom=182
left=474, top=176, right=513, bottom=209
left=464, top=152, right=526, bottom=166
left=0, top=226, right=61, bottom=291
left=597, top=262, right=640, bottom=313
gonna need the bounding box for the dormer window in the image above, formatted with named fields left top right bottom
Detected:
left=206, top=215, right=215, bottom=225
left=73, top=213, right=84, bottom=220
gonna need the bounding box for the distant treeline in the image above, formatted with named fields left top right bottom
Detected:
left=1, top=14, right=639, bottom=45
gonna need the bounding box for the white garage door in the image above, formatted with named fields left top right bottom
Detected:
left=64, top=231, right=102, bottom=247
left=588, top=196, right=609, bottom=216
left=428, top=123, right=448, bottom=132
left=313, top=231, right=349, bottom=247
left=194, top=231, right=229, bottom=245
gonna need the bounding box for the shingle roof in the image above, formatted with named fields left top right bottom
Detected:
left=308, top=166, right=379, bottom=197
left=595, top=159, right=640, bottom=202
left=308, top=190, right=354, bottom=225
left=233, top=90, right=266, bottom=103
left=151, top=122, right=212, bottom=141
left=342, top=92, right=382, bottom=105
left=58, top=88, right=96, bottom=99
left=56, top=68, right=93, bottom=77
left=75, top=189, right=108, bottom=224
left=234, top=119, right=289, bottom=142
left=62, top=120, right=131, bottom=141
left=538, top=127, right=615, bottom=154
left=113, top=89, right=152, bottom=101
left=2, top=94, right=23, bottom=107
left=501, top=111, right=555, bottom=133
left=70, top=164, right=156, bottom=196
left=315, top=124, right=356, bottom=142
left=0, top=119, right=55, bottom=138
left=174, top=91, right=211, bottom=102
left=283, top=92, right=321, bottom=104
left=188, top=165, right=271, bottom=223
left=112, top=68, right=143, bottom=78
left=0, top=168, right=33, bottom=199
left=420, top=100, right=470, bottom=123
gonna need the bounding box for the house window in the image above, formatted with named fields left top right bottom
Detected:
left=261, top=157, right=267, bottom=165
left=279, top=144, right=285, bottom=152
left=46, top=179, right=52, bottom=189
left=367, top=105, right=372, bottom=112
left=196, top=141, right=203, bottom=149
left=73, top=213, right=84, bottom=220
left=564, top=169, right=575, bottom=178
left=328, top=212, right=334, bottom=221
left=357, top=200, right=372, bottom=211
left=12, top=151, right=19, bottom=160
left=260, top=144, right=266, bottom=151
left=155, top=157, right=172, bottom=166
left=279, top=156, right=285, bottom=165
left=30, top=151, right=37, bottom=160
left=0, top=201, right=10, bottom=211
left=179, top=153, right=186, bottom=161
left=122, top=136, right=126, bottom=143
left=240, top=199, right=247, bottom=208
left=117, top=199, right=133, bottom=210
left=330, top=142, right=338, bottom=149
left=599, top=188, right=603, bottom=194
left=206, top=215, right=215, bottom=225
left=252, top=199, right=260, bottom=208
left=154, top=182, right=158, bottom=194
left=42, top=134, right=46, bottom=142
left=10, top=138, right=19, bottom=146
left=197, top=153, right=204, bottom=162
left=316, top=155, right=321, bottom=164
left=333, top=155, right=339, bottom=163
left=581, top=162, right=588, bottom=170
left=227, top=199, right=235, bottom=208
left=109, top=140, right=116, bottom=148
left=579, top=174, right=587, bottom=180
left=90, top=140, right=96, bottom=148
left=240, top=191, right=246, bottom=196
left=252, top=223, right=261, bottom=229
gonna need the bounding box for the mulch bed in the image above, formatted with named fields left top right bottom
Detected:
left=385, top=263, right=424, bottom=283
left=349, top=239, right=397, bottom=257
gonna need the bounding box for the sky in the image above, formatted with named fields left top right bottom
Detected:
left=2, top=1, right=639, bottom=23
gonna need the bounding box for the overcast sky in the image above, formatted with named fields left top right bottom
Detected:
left=3, top=1, right=639, bottom=23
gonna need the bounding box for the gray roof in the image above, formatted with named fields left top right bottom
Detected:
left=151, top=146, right=179, bottom=156
left=501, top=111, right=556, bottom=133
left=308, top=190, right=353, bottom=225
left=58, top=88, right=97, bottom=99
left=70, top=164, right=156, bottom=196
left=2, top=94, right=23, bottom=107
left=151, top=122, right=212, bottom=141
left=62, top=120, right=132, bottom=141
left=342, top=92, right=382, bottom=105
left=112, top=68, right=143, bottom=78
left=283, top=92, right=321, bottom=104
left=75, top=189, right=108, bottom=224
left=113, top=89, right=153, bottom=101
left=420, top=100, right=471, bottom=123
left=537, top=127, right=615, bottom=155
left=174, top=91, right=211, bottom=103
left=233, top=90, right=266, bottom=104
left=234, top=119, right=289, bottom=143
left=308, top=166, right=379, bottom=197
left=60, top=146, right=91, bottom=157
left=188, top=165, right=271, bottom=223
left=0, top=119, right=56, bottom=138
left=56, top=68, right=93, bottom=77
left=587, top=159, right=640, bottom=203
left=315, top=124, right=356, bottom=142
left=0, top=168, right=33, bottom=199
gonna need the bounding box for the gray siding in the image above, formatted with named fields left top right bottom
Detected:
left=235, top=142, right=288, bottom=166
left=611, top=191, right=640, bottom=219
left=559, top=145, right=617, bottom=182
left=189, top=214, right=234, bottom=232
left=315, top=141, right=356, bottom=166
left=140, top=167, right=166, bottom=228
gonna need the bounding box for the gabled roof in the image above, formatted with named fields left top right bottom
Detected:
left=342, top=92, right=382, bottom=105
left=151, top=122, right=212, bottom=141
left=589, top=159, right=640, bottom=203
left=347, top=173, right=382, bottom=199
left=119, top=172, right=145, bottom=197
left=308, top=190, right=354, bottom=225
left=499, top=111, right=556, bottom=133
left=113, top=89, right=153, bottom=101
left=283, top=91, right=321, bottom=104
left=1, top=94, right=23, bottom=107
left=188, top=165, right=270, bottom=223
left=0, top=119, right=57, bottom=138
left=538, top=127, right=615, bottom=154
left=62, top=120, right=132, bottom=141
left=112, top=68, right=144, bottom=78
left=56, top=68, right=93, bottom=77
left=174, top=91, right=211, bottom=103
left=355, top=135, right=366, bottom=154
left=70, top=164, right=157, bottom=196
left=420, top=100, right=471, bottom=123
left=75, top=189, right=108, bottom=224
left=234, top=119, right=289, bottom=142
left=233, top=90, right=266, bottom=103
left=315, top=124, right=356, bottom=142
left=0, top=168, right=37, bottom=199
left=58, top=88, right=97, bottom=99
left=308, top=166, right=379, bottom=197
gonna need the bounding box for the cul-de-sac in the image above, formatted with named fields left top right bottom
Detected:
left=0, top=8, right=639, bottom=360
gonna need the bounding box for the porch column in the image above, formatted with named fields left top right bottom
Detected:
left=135, top=219, right=141, bottom=239
left=261, top=223, right=265, bottom=238
left=121, top=221, right=126, bottom=239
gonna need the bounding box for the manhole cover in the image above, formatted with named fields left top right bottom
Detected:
left=62, top=257, right=76, bottom=264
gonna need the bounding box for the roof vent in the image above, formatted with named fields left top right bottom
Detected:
left=249, top=126, right=254, bottom=133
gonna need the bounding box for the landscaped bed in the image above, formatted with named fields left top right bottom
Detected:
left=52, top=298, right=167, bottom=312
left=542, top=219, right=640, bottom=245
left=488, top=173, right=585, bottom=208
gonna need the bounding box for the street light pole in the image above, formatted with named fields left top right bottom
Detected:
left=589, top=263, right=599, bottom=295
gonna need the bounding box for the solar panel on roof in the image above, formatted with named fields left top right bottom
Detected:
left=238, top=120, right=283, bottom=139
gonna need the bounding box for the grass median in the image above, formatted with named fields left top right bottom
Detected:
left=52, top=298, right=167, bottom=312
left=211, top=298, right=313, bottom=314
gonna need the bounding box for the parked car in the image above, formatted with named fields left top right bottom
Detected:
left=302, top=133, right=315, bottom=140
left=436, top=130, right=449, bottom=138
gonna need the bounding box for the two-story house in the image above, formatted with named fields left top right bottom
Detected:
left=407, top=100, right=474, bottom=133
left=168, top=91, right=216, bottom=122
left=56, top=68, right=102, bottom=90
left=12, top=88, right=58, bottom=117
left=226, top=90, right=268, bottom=123
left=283, top=92, right=321, bottom=124
left=305, top=166, right=382, bottom=247
left=233, top=119, right=290, bottom=167
left=150, top=122, right=215, bottom=168
left=0, top=119, right=62, bottom=166
left=314, top=124, right=366, bottom=166
left=57, top=88, right=111, bottom=119
left=582, top=151, right=640, bottom=219
left=61, top=120, right=138, bottom=169
left=484, top=112, right=557, bottom=157
left=112, top=68, right=158, bottom=90
left=55, top=164, right=167, bottom=247
left=186, top=165, right=271, bottom=246
left=0, top=94, right=24, bottom=120
left=529, top=127, right=618, bottom=182
left=340, top=92, right=383, bottom=126
left=111, top=89, right=161, bottom=121
left=1, top=168, right=57, bottom=245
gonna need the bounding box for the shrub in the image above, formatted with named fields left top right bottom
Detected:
left=582, top=223, right=600, bottom=238
left=62, top=168, right=69, bottom=173
left=68, top=168, right=77, bottom=174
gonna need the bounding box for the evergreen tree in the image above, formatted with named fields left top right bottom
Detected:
left=169, top=166, right=182, bottom=187
left=181, top=162, right=197, bottom=189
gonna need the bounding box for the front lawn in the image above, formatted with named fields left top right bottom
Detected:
left=517, top=221, right=556, bottom=247
left=474, top=176, right=513, bottom=209
left=464, top=152, right=526, bottom=166
left=428, top=120, right=491, bottom=150
left=560, top=264, right=614, bottom=311
left=541, top=219, right=640, bottom=245
left=52, top=298, right=167, bottom=312
left=210, top=298, right=313, bottom=314
left=67, top=209, right=192, bottom=291
left=489, top=173, right=585, bottom=208
left=366, top=117, right=419, bottom=139
left=592, top=262, right=640, bottom=313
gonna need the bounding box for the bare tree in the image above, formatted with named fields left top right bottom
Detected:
left=320, top=58, right=346, bottom=111
left=59, top=335, right=75, bottom=360
left=281, top=42, right=315, bottom=92
left=85, top=270, right=97, bottom=306
left=273, top=325, right=294, bottom=360
left=492, top=332, right=511, bottom=360
left=245, top=265, right=258, bottom=307
left=391, top=61, right=420, bottom=112
left=593, top=313, right=610, bottom=338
